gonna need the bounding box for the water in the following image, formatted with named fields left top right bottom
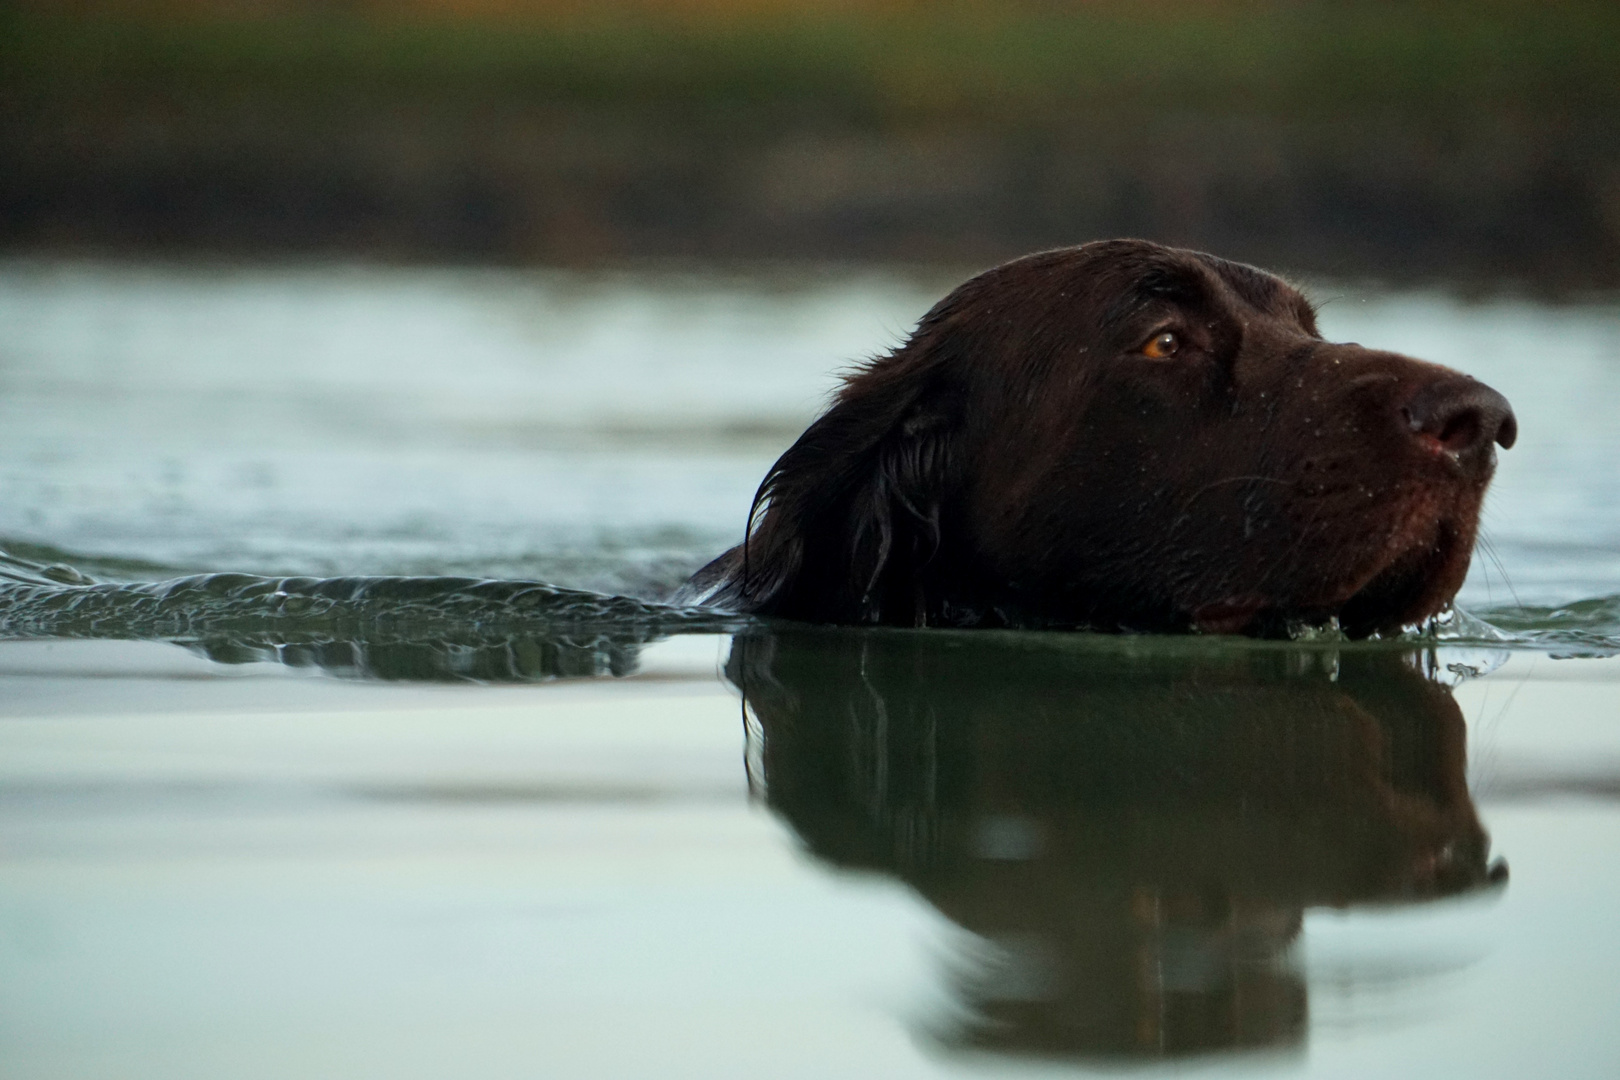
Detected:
left=0, top=260, right=924, bottom=589
left=2, top=260, right=1619, bottom=1078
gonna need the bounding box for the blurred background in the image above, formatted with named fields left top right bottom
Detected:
left=5, top=0, right=1619, bottom=285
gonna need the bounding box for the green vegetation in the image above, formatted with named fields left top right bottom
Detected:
left=6, top=4, right=1616, bottom=280
left=5, top=2, right=1617, bottom=120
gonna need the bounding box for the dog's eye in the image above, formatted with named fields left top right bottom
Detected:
left=1141, top=331, right=1181, bottom=359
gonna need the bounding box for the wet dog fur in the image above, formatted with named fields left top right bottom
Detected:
left=681, top=240, right=1516, bottom=637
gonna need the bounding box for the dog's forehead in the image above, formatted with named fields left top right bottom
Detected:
left=1190, top=251, right=1317, bottom=328
left=1189, top=251, right=1288, bottom=303
left=1085, top=245, right=1301, bottom=322
left=1095, top=247, right=1283, bottom=310
left=919, top=242, right=1316, bottom=346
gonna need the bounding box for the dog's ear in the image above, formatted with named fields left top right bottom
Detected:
left=696, top=359, right=959, bottom=625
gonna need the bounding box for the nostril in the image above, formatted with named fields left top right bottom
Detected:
left=1436, top=409, right=1482, bottom=453
left=1401, top=377, right=1517, bottom=462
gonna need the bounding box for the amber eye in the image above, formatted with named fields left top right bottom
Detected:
left=1141, top=331, right=1180, bottom=359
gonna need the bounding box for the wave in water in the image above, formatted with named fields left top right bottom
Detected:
left=1, top=549, right=1616, bottom=683
left=0, top=571, right=740, bottom=637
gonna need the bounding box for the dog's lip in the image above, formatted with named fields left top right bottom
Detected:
left=1191, top=595, right=1270, bottom=634
left=1183, top=488, right=1466, bottom=633
left=1333, top=512, right=1472, bottom=633
left=1268, top=484, right=1471, bottom=627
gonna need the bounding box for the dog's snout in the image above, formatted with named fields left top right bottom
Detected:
left=1401, top=377, right=1518, bottom=462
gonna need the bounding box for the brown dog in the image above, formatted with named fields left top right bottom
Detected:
left=681, top=240, right=1516, bottom=636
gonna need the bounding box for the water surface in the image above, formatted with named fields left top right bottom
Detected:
left=1, top=261, right=1618, bottom=1078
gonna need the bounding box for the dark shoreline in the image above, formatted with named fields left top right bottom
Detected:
left=5, top=5, right=1619, bottom=287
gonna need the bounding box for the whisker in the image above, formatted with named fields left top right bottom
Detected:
left=1476, top=530, right=1522, bottom=612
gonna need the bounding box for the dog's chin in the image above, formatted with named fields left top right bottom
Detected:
left=1192, top=494, right=1481, bottom=639
left=1332, top=517, right=1476, bottom=638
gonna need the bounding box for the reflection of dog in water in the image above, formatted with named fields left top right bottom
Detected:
left=727, top=630, right=1505, bottom=1060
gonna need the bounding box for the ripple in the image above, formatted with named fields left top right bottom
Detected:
left=2, top=546, right=1616, bottom=675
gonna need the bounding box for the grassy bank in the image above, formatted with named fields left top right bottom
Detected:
left=4, top=2, right=1619, bottom=284
left=8, top=2, right=1618, bottom=119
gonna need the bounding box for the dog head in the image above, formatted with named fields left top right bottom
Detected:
left=688, top=240, right=1516, bottom=636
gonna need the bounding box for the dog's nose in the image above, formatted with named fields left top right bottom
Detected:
left=1401, top=377, right=1518, bottom=463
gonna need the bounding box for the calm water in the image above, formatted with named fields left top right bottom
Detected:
left=2, top=261, right=1619, bottom=1078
